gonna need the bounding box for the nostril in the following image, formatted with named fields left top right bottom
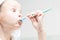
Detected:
left=18, top=15, right=21, bottom=17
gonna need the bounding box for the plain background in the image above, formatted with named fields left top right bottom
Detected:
left=17, top=0, right=59, bottom=39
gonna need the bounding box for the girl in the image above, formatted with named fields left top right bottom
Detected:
left=0, top=0, right=46, bottom=40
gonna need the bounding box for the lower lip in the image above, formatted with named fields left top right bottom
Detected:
left=18, top=21, right=22, bottom=25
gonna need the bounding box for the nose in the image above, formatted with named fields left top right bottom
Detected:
left=18, top=14, right=22, bottom=18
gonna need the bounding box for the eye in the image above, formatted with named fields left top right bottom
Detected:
left=12, top=8, right=16, bottom=12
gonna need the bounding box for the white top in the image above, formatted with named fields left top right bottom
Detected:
left=11, top=28, right=21, bottom=40
left=0, top=38, right=2, bottom=40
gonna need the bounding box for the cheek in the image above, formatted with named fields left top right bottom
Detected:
left=2, top=12, right=19, bottom=24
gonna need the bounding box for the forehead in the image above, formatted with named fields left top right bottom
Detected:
left=2, top=0, right=22, bottom=10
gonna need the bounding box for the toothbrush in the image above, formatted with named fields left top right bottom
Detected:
left=20, top=8, right=51, bottom=21
left=43, top=8, right=51, bottom=13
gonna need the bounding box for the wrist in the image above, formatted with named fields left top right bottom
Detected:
left=37, top=27, right=44, bottom=33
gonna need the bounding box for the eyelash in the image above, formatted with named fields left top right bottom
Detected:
left=12, top=8, right=16, bottom=12
left=12, top=8, right=21, bottom=13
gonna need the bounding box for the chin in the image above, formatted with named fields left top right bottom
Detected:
left=12, top=23, right=22, bottom=30
left=11, top=20, right=22, bottom=30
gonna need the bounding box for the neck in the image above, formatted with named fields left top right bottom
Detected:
left=0, top=24, right=11, bottom=40
left=1, top=24, right=13, bottom=33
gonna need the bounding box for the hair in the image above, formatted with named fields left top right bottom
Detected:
left=0, top=1, right=5, bottom=12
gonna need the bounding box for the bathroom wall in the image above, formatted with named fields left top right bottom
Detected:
left=18, top=0, right=59, bottom=39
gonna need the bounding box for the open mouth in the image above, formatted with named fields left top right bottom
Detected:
left=18, top=20, right=22, bottom=25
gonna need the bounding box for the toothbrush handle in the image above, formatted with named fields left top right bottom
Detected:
left=20, top=8, right=51, bottom=21
left=43, top=8, right=51, bottom=13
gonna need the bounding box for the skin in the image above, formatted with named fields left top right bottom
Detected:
left=0, top=0, right=46, bottom=40
left=27, top=11, right=46, bottom=40
left=0, top=0, right=22, bottom=40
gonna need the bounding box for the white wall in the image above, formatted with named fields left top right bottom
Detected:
left=18, top=0, right=60, bottom=38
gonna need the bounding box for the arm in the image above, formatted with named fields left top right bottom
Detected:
left=37, top=24, right=46, bottom=40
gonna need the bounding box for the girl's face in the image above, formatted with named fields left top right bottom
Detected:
left=0, top=0, right=22, bottom=28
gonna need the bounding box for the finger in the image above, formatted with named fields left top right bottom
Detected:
left=35, top=11, right=43, bottom=16
left=27, top=14, right=38, bottom=22
left=34, top=12, right=44, bottom=22
left=27, top=11, right=44, bottom=22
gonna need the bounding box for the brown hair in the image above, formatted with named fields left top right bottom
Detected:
left=0, top=1, right=5, bottom=12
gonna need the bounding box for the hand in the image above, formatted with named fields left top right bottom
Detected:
left=27, top=11, right=45, bottom=32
